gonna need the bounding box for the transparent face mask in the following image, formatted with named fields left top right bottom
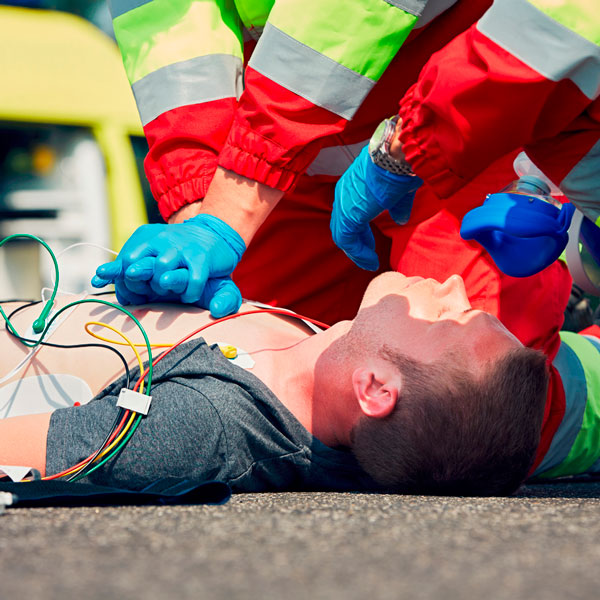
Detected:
left=498, top=175, right=564, bottom=209
left=566, top=210, right=600, bottom=296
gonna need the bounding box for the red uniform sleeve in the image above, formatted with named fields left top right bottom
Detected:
left=397, top=25, right=593, bottom=199
left=218, top=66, right=347, bottom=191
left=144, top=98, right=237, bottom=221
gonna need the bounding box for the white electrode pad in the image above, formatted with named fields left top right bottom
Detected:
left=0, top=374, right=93, bottom=419
left=217, top=342, right=255, bottom=370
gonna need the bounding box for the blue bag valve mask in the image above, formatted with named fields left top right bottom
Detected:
left=460, top=175, right=576, bottom=278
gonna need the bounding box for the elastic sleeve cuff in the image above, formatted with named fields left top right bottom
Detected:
left=155, top=158, right=218, bottom=221
left=398, top=85, right=469, bottom=199
left=143, top=99, right=238, bottom=220
left=218, top=124, right=320, bottom=192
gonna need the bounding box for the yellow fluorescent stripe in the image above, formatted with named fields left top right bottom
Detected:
left=114, top=0, right=243, bottom=84
left=267, top=0, right=416, bottom=80
left=234, top=0, right=273, bottom=29
left=530, top=0, right=600, bottom=46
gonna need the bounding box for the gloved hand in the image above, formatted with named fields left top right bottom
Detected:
left=331, top=145, right=422, bottom=270
left=92, top=214, right=246, bottom=317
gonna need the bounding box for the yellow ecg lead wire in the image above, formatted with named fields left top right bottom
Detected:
left=84, top=321, right=146, bottom=394
left=84, top=322, right=171, bottom=349
left=84, top=321, right=239, bottom=360
left=95, top=411, right=138, bottom=462
left=57, top=411, right=138, bottom=479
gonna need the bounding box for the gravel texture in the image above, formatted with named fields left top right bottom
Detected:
left=1, top=482, right=599, bottom=600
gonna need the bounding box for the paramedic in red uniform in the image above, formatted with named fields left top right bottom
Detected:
left=331, top=0, right=600, bottom=476
left=92, top=0, right=600, bottom=478
left=93, top=0, right=495, bottom=323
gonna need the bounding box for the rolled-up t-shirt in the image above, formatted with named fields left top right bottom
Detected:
left=46, top=339, right=379, bottom=492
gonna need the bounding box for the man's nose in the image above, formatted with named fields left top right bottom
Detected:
left=437, top=274, right=471, bottom=309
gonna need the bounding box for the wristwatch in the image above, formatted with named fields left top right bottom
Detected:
left=368, top=116, right=415, bottom=176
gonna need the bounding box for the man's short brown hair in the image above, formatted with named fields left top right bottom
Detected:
left=351, top=345, right=548, bottom=496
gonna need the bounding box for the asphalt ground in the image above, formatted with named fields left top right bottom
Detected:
left=1, top=481, right=600, bottom=600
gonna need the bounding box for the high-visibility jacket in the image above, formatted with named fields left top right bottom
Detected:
left=532, top=329, right=600, bottom=479
left=108, top=0, right=449, bottom=220
left=398, top=0, right=600, bottom=224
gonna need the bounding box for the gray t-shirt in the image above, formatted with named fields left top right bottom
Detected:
left=46, top=339, right=379, bottom=492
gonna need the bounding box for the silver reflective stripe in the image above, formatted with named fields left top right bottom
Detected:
left=478, top=0, right=600, bottom=100
left=383, top=0, right=428, bottom=17
left=243, top=26, right=264, bottom=42
left=108, top=0, right=153, bottom=19
left=415, top=0, right=458, bottom=28
left=132, top=54, right=243, bottom=126
left=560, top=138, right=600, bottom=225
left=249, top=23, right=375, bottom=120
left=585, top=335, right=600, bottom=356
left=305, top=140, right=369, bottom=177
left=533, top=339, right=588, bottom=477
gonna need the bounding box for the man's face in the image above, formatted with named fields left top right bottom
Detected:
left=355, top=272, right=522, bottom=375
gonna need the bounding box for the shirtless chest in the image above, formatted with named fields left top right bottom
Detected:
left=0, top=295, right=317, bottom=396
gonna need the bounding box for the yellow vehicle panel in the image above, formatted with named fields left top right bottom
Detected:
left=0, top=6, right=148, bottom=248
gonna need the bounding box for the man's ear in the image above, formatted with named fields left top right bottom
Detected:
left=352, top=366, right=400, bottom=419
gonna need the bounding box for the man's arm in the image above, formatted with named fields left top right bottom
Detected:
left=170, top=0, right=428, bottom=234
left=168, top=167, right=283, bottom=246
left=113, top=0, right=424, bottom=224
left=198, top=0, right=422, bottom=241
left=98, top=1, right=426, bottom=310
left=109, top=0, right=244, bottom=221
left=0, top=412, right=51, bottom=476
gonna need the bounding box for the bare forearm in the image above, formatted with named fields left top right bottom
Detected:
left=168, top=167, right=284, bottom=246
left=389, top=120, right=407, bottom=162
left=0, top=412, right=52, bottom=476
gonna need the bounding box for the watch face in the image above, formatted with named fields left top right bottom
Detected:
left=369, top=119, right=388, bottom=156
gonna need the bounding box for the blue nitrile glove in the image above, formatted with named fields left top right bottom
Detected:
left=91, top=214, right=246, bottom=317
left=331, top=146, right=422, bottom=270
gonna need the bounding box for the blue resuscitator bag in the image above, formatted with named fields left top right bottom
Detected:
left=460, top=174, right=576, bottom=278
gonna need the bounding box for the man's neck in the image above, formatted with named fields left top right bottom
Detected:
left=254, top=321, right=357, bottom=448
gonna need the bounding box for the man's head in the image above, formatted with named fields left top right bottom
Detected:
left=341, top=272, right=548, bottom=496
